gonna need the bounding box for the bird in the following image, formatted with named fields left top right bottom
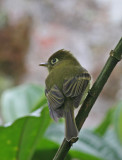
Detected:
left=39, top=49, right=91, bottom=141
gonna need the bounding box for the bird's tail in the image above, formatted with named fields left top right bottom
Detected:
left=64, top=105, right=78, bottom=141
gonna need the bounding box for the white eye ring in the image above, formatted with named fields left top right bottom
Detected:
left=51, top=58, right=59, bottom=64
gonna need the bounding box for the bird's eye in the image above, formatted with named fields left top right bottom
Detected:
left=51, top=58, right=59, bottom=65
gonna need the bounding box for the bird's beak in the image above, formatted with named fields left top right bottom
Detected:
left=39, top=62, right=48, bottom=67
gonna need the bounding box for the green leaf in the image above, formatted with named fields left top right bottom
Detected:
left=70, top=150, right=103, bottom=160
left=104, top=130, right=122, bottom=159
left=32, top=138, right=59, bottom=160
left=94, top=107, right=115, bottom=136
left=44, top=122, right=64, bottom=144
left=32, top=138, right=71, bottom=160
left=44, top=123, right=104, bottom=159
left=73, top=130, right=122, bottom=160
left=1, top=84, right=45, bottom=123
left=0, top=107, right=51, bottom=160
left=32, top=95, right=47, bottom=112
left=113, top=101, right=122, bottom=144
left=44, top=122, right=122, bottom=160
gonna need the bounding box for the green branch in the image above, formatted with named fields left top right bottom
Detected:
left=53, top=37, right=122, bottom=160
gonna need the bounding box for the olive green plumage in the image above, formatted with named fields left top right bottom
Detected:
left=39, top=49, right=91, bottom=141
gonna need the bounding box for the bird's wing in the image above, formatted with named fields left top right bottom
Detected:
left=45, top=85, right=64, bottom=121
left=63, top=72, right=91, bottom=108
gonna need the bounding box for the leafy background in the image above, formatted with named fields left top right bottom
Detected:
left=0, top=0, right=122, bottom=159
left=0, top=84, right=122, bottom=160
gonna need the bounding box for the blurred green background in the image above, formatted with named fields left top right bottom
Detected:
left=0, top=0, right=122, bottom=160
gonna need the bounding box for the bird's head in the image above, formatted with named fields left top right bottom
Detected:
left=39, top=49, right=80, bottom=71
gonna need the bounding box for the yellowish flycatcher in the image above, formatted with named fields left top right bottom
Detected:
left=39, top=49, right=91, bottom=141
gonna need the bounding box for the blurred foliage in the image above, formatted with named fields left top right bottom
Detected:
left=0, top=74, right=14, bottom=95
left=0, top=11, right=8, bottom=29
left=1, top=84, right=45, bottom=123
left=0, top=107, right=51, bottom=160
left=113, top=102, right=122, bottom=145
left=0, top=12, right=31, bottom=83
left=0, top=84, right=122, bottom=160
